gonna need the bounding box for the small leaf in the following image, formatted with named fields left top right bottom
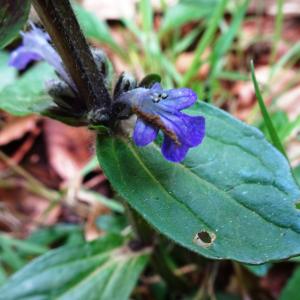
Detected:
left=0, top=0, right=31, bottom=48
left=0, top=234, right=150, bottom=300
left=0, top=62, right=55, bottom=116
left=97, top=102, right=300, bottom=264
left=139, top=74, right=161, bottom=88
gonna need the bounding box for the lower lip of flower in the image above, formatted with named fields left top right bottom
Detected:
left=132, top=106, right=181, bottom=146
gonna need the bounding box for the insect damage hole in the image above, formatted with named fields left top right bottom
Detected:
left=193, top=231, right=216, bottom=248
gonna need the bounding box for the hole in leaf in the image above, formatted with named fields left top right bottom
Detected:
left=193, top=231, right=216, bottom=248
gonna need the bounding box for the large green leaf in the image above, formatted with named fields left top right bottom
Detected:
left=0, top=62, right=55, bottom=115
left=97, top=102, right=300, bottom=264
left=0, top=0, right=31, bottom=49
left=0, top=51, right=17, bottom=91
left=0, top=234, right=150, bottom=300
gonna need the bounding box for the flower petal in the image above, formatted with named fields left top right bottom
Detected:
left=160, top=88, right=197, bottom=110
left=9, top=47, right=42, bottom=69
left=133, top=118, right=159, bottom=146
left=160, top=112, right=205, bottom=147
left=161, top=136, right=189, bottom=162
left=9, top=24, right=75, bottom=90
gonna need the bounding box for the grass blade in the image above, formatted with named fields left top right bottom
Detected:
left=208, top=0, right=249, bottom=100
left=269, top=0, right=284, bottom=64
left=181, top=0, right=229, bottom=86
left=250, top=61, right=287, bottom=156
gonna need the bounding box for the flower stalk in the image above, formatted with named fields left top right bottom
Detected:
left=32, top=0, right=112, bottom=123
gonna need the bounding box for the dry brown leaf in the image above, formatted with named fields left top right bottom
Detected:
left=44, top=119, right=95, bottom=181
left=82, top=0, right=136, bottom=19
left=176, top=52, right=209, bottom=79
left=249, top=0, right=300, bottom=16
left=0, top=116, right=40, bottom=146
left=0, top=186, right=60, bottom=237
left=277, top=85, right=300, bottom=120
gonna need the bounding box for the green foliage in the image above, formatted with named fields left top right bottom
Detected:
left=0, top=62, right=55, bottom=115
left=294, top=165, right=300, bottom=187
left=0, top=51, right=17, bottom=91
left=251, top=61, right=287, bottom=156
left=97, top=102, right=300, bottom=264
left=159, top=0, right=220, bottom=36
left=181, top=0, right=229, bottom=85
left=73, top=3, right=123, bottom=56
left=96, top=215, right=127, bottom=234
left=0, top=0, right=31, bottom=48
left=279, top=267, right=300, bottom=300
left=0, top=234, right=150, bottom=300
left=27, top=224, right=85, bottom=248
left=0, top=0, right=299, bottom=296
left=258, top=111, right=300, bottom=144
left=208, top=0, right=249, bottom=97
left=140, top=0, right=154, bottom=33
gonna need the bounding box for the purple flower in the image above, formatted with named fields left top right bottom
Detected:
left=117, top=83, right=205, bottom=162
left=9, top=22, right=75, bottom=90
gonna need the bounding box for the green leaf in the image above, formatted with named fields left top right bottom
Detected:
left=0, top=234, right=150, bottom=300
left=0, top=63, right=55, bottom=116
left=279, top=267, right=300, bottom=300
left=0, top=235, right=47, bottom=256
left=0, top=0, right=31, bottom=48
left=139, top=73, right=161, bottom=88
left=97, top=102, right=300, bottom=264
left=0, top=51, right=17, bottom=91
left=27, top=224, right=84, bottom=247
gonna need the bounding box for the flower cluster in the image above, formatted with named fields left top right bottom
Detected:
left=9, top=22, right=75, bottom=90
left=9, top=23, right=205, bottom=162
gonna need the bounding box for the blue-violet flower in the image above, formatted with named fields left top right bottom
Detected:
left=9, top=24, right=205, bottom=162
left=116, top=83, right=205, bottom=162
left=9, top=22, right=75, bottom=90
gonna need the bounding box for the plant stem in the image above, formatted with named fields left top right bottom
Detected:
left=32, top=0, right=112, bottom=122
left=124, top=202, right=188, bottom=292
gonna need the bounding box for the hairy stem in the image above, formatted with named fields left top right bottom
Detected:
left=32, top=0, right=112, bottom=121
